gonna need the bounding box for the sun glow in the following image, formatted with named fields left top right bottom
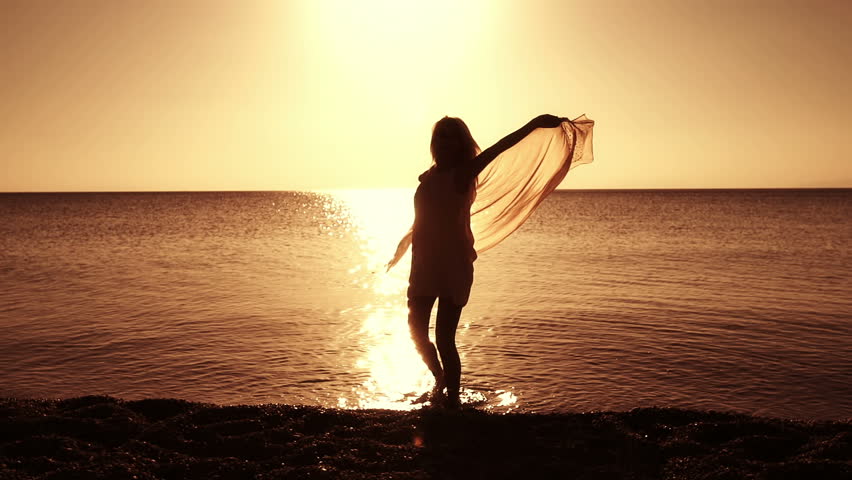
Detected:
left=303, top=0, right=487, bottom=64
left=293, top=0, right=495, bottom=152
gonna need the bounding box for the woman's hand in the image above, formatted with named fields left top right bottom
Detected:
left=530, top=114, right=567, bottom=129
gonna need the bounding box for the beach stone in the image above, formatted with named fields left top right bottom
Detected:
left=56, top=396, right=117, bottom=412
left=138, top=423, right=190, bottom=451
left=185, top=404, right=259, bottom=425
left=764, top=460, right=852, bottom=480
left=125, top=398, right=195, bottom=421
left=660, top=437, right=706, bottom=457
left=265, top=426, right=297, bottom=444
left=799, top=430, right=852, bottom=461
left=727, top=434, right=806, bottom=462
left=35, top=416, right=102, bottom=444
left=198, top=418, right=264, bottom=437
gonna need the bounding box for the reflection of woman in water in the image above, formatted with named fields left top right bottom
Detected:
left=405, top=114, right=570, bottom=407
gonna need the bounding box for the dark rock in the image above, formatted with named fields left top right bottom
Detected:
left=125, top=398, right=196, bottom=421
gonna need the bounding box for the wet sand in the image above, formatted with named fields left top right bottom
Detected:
left=1, top=396, right=850, bottom=479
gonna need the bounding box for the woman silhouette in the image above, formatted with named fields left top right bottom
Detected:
left=406, top=114, right=568, bottom=407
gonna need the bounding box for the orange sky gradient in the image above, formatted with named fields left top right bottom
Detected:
left=1, top=0, right=850, bottom=192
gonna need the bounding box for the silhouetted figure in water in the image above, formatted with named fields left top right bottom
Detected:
left=407, top=114, right=567, bottom=408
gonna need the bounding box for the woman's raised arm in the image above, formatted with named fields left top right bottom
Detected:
left=461, top=114, right=566, bottom=183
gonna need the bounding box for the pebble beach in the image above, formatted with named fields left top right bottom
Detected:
left=2, top=396, right=850, bottom=479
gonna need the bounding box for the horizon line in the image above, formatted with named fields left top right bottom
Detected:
left=2, top=187, right=851, bottom=194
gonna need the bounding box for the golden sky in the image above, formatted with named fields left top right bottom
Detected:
left=1, top=0, right=850, bottom=191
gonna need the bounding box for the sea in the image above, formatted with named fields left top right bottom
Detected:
left=1, top=189, right=849, bottom=420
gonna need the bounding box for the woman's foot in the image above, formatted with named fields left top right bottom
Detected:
left=432, top=376, right=446, bottom=396
left=413, top=377, right=446, bottom=405
left=429, top=377, right=446, bottom=403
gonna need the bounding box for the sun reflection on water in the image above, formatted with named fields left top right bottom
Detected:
left=339, top=303, right=435, bottom=410
left=328, top=189, right=412, bottom=294
left=326, top=189, right=518, bottom=412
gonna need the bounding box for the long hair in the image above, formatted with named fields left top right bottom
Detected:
left=430, top=117, right=481, bottom=168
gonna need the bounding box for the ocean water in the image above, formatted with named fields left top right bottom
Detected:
left=1, top=190, right=850, bottom=420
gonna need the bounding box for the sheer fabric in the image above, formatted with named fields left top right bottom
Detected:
left=388, top=114, right=594, bottom=270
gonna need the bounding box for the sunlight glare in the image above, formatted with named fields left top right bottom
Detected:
left=332, top=188, right=413, bottom=295
left=330, top=189, right=434, bottom=410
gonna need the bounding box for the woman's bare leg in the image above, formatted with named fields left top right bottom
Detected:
left=436, top=297, right=463, bottom=407
left=407, top=296, right=444, bottom=392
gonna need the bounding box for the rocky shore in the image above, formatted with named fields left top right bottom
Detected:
left=1, top=396, right=850, bottom=479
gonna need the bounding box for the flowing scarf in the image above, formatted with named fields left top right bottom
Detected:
left=387, top=114, right=594, bottom=270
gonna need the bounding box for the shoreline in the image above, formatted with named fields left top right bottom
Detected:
left=1, top=396, right=850, bottom=479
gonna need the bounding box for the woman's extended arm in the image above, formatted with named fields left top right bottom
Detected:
left=462, top=114, right=566, bottom=182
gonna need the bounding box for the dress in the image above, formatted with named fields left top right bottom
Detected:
left=407, top=167, right=477, bottom=307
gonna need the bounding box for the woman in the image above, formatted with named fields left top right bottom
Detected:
left=405, top=114, right=570, bottom=408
